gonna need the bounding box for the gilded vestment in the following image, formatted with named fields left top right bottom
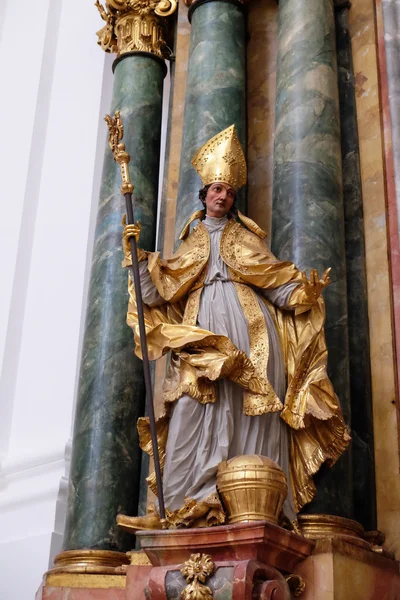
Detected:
left=126, top=213, right=350, bottom=523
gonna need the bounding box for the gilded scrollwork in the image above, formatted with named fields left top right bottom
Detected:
left=95, top=1, right=118, bottom=53
left=94, top=0, right=177, bottom=58
left=154, top=0, right=178, bottom=17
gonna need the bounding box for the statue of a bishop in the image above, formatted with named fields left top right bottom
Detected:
left=119, top=125, right=350, bottom=531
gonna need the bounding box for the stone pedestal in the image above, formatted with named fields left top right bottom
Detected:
left=136, top=521, right=312, bottom=572
left=37, top=521, right=400, bottom=599
left=297, top=538, right=400, bottom=599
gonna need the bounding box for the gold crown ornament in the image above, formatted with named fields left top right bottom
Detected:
left=191, top=125, right=247, bottom=191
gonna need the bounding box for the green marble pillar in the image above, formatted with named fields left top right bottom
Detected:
left=335, top=5, right=376, bottom=529
left=272, top=0, right=353, bottom=517
left=63, top=53, right=166, bottom=552
left=174, top=0, right=246, bottom=245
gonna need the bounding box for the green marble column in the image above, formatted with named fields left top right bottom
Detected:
left=63, top=53, right=166, bottom=552
left=335, top=5, right=376, bottom=529
left=174, top=0, right=246, bottom=245
left=272, top=0, right=353, bottom=517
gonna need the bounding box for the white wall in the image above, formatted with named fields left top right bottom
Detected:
left=0, top=0, right=113, bottom=598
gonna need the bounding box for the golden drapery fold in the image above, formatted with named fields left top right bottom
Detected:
left=126, top=214, right=350, bottom=514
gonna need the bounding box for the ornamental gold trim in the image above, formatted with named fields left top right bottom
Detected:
left=52, top=549, right=130, bottom=569
left=181, top=554, right=215, bottom=600
left=95, top=0, right=177, bottom=58
left=298, top=514, right=364, bottom=540
left=127, top=550, right=152, bottom=565
left=48, top=549, right=130, bottom=579
left=45, top=573, right=126, bottom=589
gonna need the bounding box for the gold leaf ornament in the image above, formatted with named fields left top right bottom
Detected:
left=105, top=110, right=124, bottom=155
left=95, top=0, right=177, bottom=58
left=180, top=554, right=215, bottom=600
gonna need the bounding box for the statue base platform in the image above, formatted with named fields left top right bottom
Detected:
left=36, top=520, right=400, bottom=599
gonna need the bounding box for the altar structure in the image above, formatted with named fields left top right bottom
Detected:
left=1, top=0, right=400, bottom=598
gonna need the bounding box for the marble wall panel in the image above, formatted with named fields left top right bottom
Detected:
left=381, top=0, right=400, bottom=236
left=378, top=0, right=400, bottom=447
left=296, top=553, right=335, bottom=600
left=349, top=0, right=400, bottom=555
left=333, top=552, right=400, bottom=598
left=247, top=0, right=278, bottom=239
left=153, top=3, right=191, bottom=414
left=158, top=4, right=191, bottom=260
left=297, top=546, right=400, bottom=599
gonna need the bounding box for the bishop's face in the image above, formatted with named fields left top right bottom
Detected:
left=204, top=182, right=236, bottom=217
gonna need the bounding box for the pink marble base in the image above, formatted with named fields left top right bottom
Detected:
left=296, top=538, right=400, bottom=599
left=137, top=520, right=314, bottom=572
left=39, top=587, right=125, bottom=600
left=126, top=565, right=152, bottom=600
left=140, top=559, right=291, bottom=600
left=36, top=522, right=400, bottom=599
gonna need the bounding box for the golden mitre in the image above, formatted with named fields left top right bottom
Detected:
left=191, top=125, right=247, bottom=190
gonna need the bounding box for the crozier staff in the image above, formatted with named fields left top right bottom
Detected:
left=104, top=110, right=166, bottom=521
left=118, top=125, right=350, bottom=531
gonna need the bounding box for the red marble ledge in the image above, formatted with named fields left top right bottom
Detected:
left=136, top=520, right=314, bottom=573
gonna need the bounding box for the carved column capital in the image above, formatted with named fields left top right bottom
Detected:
left=95, top=0, right=177, bottom=59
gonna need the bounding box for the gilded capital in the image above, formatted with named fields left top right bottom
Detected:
left=95, top=0, right=177, bottom=59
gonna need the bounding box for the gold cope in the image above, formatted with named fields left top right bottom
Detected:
left=120, top=125, right=349, bottom=530
left=124, top=215, right=350, bottom=525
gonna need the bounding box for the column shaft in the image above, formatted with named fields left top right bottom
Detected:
left=63, top=54, right=165, bottom=552
left=272, top=0, right=352, bottom=517
left=335, top=5, right=376, bottom=529
left=174, top=0, right=246, bottom=244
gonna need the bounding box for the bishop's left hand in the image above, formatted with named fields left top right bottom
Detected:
left=301, top=268, right=331, bottom=303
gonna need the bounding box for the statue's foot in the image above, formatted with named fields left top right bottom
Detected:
left=117, top=512, right=161, bottom=533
